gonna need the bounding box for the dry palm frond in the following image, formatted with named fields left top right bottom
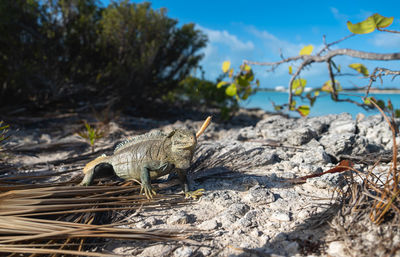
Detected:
left=196, top=116, right=212, bottom=139
left=0, top=168, right=197, bottom=256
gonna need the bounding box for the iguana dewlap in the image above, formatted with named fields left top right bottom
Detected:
left=80, top=129, right=198, bottom=199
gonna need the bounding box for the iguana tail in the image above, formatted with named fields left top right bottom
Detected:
left=83, top=154, right=108, bottom=174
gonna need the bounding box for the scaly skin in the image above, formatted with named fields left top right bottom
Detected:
left=80, top=129, right=197, bottom=199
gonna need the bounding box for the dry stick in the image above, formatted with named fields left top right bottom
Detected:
left=288, top=160, right=353, bottom=184
left=370, top=100, right=398, bottom=192
left=368, top=100, right=398, bottom=223
left=196, top=116, right=212, bottom=139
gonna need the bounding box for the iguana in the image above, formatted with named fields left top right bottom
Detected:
left=80, top=117, right=211, bottom=199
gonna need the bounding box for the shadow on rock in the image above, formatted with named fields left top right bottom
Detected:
left=233, top=203, right=340, bottom=257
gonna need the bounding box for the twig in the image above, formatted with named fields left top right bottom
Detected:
left=317, top=34, right=355, bottom=56
left=288, top=62, right=308, bottom=108
left=377, top=27, right=400, bottom=34
left=365, top=68, right=400, bottom=98
left=327, top=59, right=338, bottom=100
left=244, top=49, right=400, bottom=68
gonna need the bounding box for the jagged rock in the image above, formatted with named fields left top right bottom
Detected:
left=327, top=241, right=347, bottom=257
left=305, top=173, right=344, bottom=189
left=271, top=210, right=291, bottom=222
left=286, top=127, right=317, bottom=146
left=198, top=219, right=219, bottom=230
left=319, top=133, right=356, bottom=157
left=138, top=245, right=176, bottom=257
left=166, top=210, right=193, bottom=225
left=173, top=246, right=195, bottom=257
left=244, top=185, right=276, bottom=203
left=329, top=113, right=356, bottom=134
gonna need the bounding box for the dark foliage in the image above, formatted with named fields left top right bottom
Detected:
left=0, top=0, right=207, bottom=110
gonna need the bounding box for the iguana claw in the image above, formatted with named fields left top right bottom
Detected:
left=140, top=184, right=157, bottom=199
left=185, top=188, right=205, bottom=200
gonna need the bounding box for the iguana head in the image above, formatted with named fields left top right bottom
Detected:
left=169, top=129, right=197, bottom=169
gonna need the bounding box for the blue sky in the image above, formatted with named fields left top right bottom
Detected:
left=102, top=1, right=400, bottom=89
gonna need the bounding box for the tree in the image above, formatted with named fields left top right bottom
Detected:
left=0, top=0, right=207, bottom=110
left=98, top=1, right=207, bottom=104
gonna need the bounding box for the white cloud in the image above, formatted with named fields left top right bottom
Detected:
left=245, top=26, right=324, bottom=59
left=197, top=25, right=254, bottom=51
left=246, top=25, right=298, bottom=55
left=371, top=33, right=400, bottom=48
left=330, top=7, right=348, bottom=23
left=195, top=25, right=256, bottom=79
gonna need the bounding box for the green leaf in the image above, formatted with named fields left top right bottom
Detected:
left=274, top=105, right=283, bottom=111
left=289, top=100, right=296, bottom=111
left=225, top=83, right=237, bottom=96
left=292, top=78, right=307, bottom=89
left=228, top=68, right=234, bottom=78
left=292, top=78, right=306, bottom=95
left=364, top=97, right=372, bottom=105
left=299, top=45, right=314, bottom=56
left=347, top=13, right=394, bottom=34
left=388, top=99, right=393, bottom=111
left=222, top=61, right=231, bottom=73
left=297, top=105, right=310, bottom=117
left=395, top=109, right=400, bottom=118
left=306, top=93, right=316, bottom=106
left=331, top=61, right=340, bottom=73
left=371, top=13, right=394, bottom=28
left=256, top=79, right=260, bottom=87
left=237, top=76, right=250, bottom=88
left=242, top=64, right=251, bottom=72
left=294, top=87, right=303, bottom=95
left=242, top=88, right=251, bottom=100
left=321, top=80, right=342, bottom=93
left=288, top=66, right=293, bottom=75
left=349, top=63, right=369, bottom=76
left=217, top=81, right=229, bottom=88
left=314, top=90, right=320, bottom=96
left=377, top=99, right=385, bottom=109
left=347, top=18, right=375, bottom=34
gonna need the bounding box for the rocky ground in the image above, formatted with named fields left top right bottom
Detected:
left=3, top=109, right=400, bottom=256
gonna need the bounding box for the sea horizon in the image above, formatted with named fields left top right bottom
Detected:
left=242, top=91, right=400, bottom=118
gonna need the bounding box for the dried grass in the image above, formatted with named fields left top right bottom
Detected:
left=327, top=101, right=400, bottom=256
left=0, top=169, right=196, bottom=256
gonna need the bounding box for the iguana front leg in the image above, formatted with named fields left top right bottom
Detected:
left=140, top=161, right=173, bottom=199
left=176, top=169, right=204, bottom=200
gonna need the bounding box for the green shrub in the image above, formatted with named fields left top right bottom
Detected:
left=0, top=0, right=207, bottom=109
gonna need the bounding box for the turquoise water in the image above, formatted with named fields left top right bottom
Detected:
left=242, top=91, right=400, bottom=117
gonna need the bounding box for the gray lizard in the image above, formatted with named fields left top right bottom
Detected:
left=80, top=126, right=207, bottom=199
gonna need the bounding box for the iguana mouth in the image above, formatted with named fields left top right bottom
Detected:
left=175, top=143, right=195, bottom=149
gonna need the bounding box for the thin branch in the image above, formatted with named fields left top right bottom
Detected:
left=244, top=49, right=400, bottom=68
left=288, top=62, right=308, bottom=107
left=327, top=59, right=338, bottom=100
left=317, top=34, right=356, bottom=56
left=364, top=67, right=400, bottom=98
left=377, top=28, right=400, bottom=34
